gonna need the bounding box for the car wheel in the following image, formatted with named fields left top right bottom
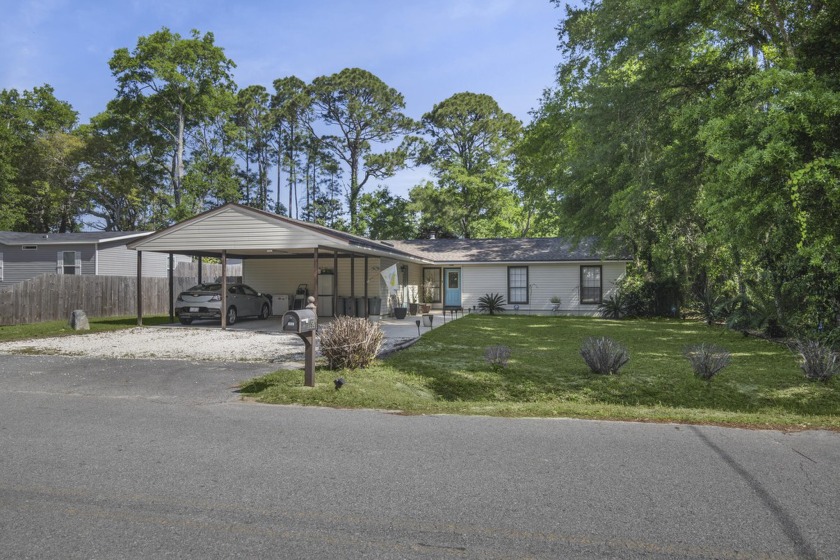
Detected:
left=226, top=306, right=237, bottom=325
left=179, top=317, right=193, bottom=325
left=260, top=303, right=270, bottom=320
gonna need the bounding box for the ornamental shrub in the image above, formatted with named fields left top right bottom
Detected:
left=319, top=316, right=383, bottom=370
left=477, top=293, right=506, bottom=315
left=684, top=343, right=731, bottom=381
left=795, top=340, right=838, bottom=384
left=580, top=336, right=629, bottom=375
left=484, top=345, right=511, bottom=371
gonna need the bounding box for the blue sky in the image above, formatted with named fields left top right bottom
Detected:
left=1, top=0, right=571, bottom=198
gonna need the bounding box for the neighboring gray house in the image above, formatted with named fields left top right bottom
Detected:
left=0, top=231, right=189, bottom=291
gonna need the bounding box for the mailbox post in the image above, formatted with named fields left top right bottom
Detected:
left=282, top=297, right=318, bottom=387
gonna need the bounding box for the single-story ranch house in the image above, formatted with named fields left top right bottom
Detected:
left=128, top=203, right=630, bottom=325
left=0, top=230, right=191, bottom=291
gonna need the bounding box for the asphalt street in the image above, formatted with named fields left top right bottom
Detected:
left=0, top=354, right=838, bottom=559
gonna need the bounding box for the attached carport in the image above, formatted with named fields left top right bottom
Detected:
left=127, top=203, right=431, bottom=328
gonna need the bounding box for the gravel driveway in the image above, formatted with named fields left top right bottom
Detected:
left=0, top=327, right=305, bottom=363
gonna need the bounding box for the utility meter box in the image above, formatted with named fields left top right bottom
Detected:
left=282, top=309, right=317, bottom=333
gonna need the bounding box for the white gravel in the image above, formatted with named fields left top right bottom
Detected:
left=0, top=326, right=413, bottom=363
left=0, top=327, right=305, bottom=363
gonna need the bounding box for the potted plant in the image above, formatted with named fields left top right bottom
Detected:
left=550, top=295, right=562, bottom=313
left=408, top=287, right=419, bottom=316
left=391, top=292, right=407, bottom=320
left=420, top=280, right=434, bottom=314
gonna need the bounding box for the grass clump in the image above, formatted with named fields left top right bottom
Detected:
left=319, top=316, right=383, bottom=370
left=684, top=343, right=731, bottom=381
left=580, top=336, right=629, bottom=374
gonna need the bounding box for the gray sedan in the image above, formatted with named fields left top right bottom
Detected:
left=175, top=283, right=271, bottom=325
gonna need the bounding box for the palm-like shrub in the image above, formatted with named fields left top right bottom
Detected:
left=478, top=293, right=506, bottom=315
left=684, top=343, right=731, bottom=381
left=598, top=293, right=628, bottom=319
left=319, top=316, right=383, bottom=370
left=580, top=336, right=629, bottom=374
left=796, top=340, right=838, bottom=384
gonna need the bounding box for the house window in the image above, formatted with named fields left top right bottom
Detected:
left=58, top=251, right=81, bottom=275
left=508, top=266, right=529, bottom=304
left=580, top=265, right=602, bottom=304
left=422, top=268, right=441, bottom=303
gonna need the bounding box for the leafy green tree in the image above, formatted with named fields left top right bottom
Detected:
left=308, top=68, right=416, bottom=233
left=418, top=92, right=521, bottom=238
left=357, top=187, right=417, bottom=240
left=521, top=0, right=840, bottom=330
left=108, top=28, right=235, bottom=223
left=0, top=85, right=81, bottom=232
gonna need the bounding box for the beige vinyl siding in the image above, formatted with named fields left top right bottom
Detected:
left=134, top=207, right=330, bottom=252
left=460, top=262, right=626, bottom=315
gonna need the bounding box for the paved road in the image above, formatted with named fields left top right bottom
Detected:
left=0, top=355, right=838, bottom=559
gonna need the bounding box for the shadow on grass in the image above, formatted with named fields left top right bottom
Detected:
left=383, top=315, right=840, bottom=417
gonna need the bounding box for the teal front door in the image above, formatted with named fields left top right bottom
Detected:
left=444, top=268, right=461, bottom=307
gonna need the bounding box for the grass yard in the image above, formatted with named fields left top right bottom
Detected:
left=0, top=315, right=171, bottom=343
left=241, top=315, right=840, bottom=430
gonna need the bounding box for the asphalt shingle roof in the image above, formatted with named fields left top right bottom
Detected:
left=0, top=231, right=151, bottom=245
left=385, top=237, right=630, bottom=263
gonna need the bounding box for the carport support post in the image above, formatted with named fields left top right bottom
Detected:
left=168, top=252, right=174, bottom=323
left=364, top=256, right=369, bottom=318
left=197, top=256, right=203, bottom=284
left=333, top=251, right=338, bottom=317
left=136, top=251, right=143, bottom=326
left=221, top=250, right=227, bottom=330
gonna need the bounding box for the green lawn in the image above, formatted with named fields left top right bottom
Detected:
left=240, top=315, right=840, bottom=430
left=0, top=315, right=171, bottom=343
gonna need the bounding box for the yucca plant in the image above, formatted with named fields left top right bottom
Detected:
left=795, top=340, right=838, bottom=384
left=598, top=293, right=628, bottom=319
left=684, top=343, right=731, bottom=382
left=580, top=336, right=629, bottom=375
left=477, top=293, right=506, bottom=315
left=484, top=345, right=511, bottom=371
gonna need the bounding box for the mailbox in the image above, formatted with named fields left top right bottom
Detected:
left=282, top=309, right=317, bottom=333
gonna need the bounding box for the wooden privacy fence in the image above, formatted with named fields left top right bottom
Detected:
left=174, top=261, right=242, bottom=280
left=0, top=274, right=196, bottom=326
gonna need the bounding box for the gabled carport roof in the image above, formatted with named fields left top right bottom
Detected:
left=127, top=203, right=432, bottom=263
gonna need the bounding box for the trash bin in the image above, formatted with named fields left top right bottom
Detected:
left=368, top=296, right=381, bottom=316
left=336, top=297, right=346, bottom=316
left=343, top=297, right=355, bottom=317
left=355, top=297, right=366, bottom=316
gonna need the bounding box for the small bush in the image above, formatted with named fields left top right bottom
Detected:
left=319, top=316, right=384, bottom=370
left=580, top=336, right=629, bottom=375
left=684, top=343, right=731, bottom=381
left=478, top=293, right=506, bottom=315
left=484, top=345, right=511, bottom=370
left=598, top=293, right=628, bottom=319
left=795, top=340, right=838, bottom=384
